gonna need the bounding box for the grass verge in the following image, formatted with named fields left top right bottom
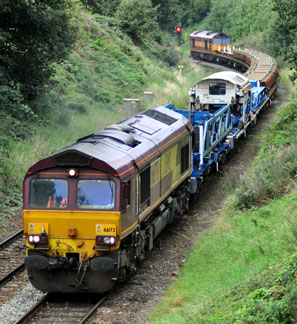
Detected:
left=150, top=187, right=297, bottom=324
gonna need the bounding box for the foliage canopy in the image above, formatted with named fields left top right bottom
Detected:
left=115, top=0, right=159, bottom=42
left=0, top=0, right=76, bottom=105
left=80, top=0, right=121, bottom=16
left=151, top=0, right=210, bottom=29
left=273, top=0, right=297, bottom=82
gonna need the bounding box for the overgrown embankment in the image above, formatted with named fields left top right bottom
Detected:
left=150, top=93, right=297, bottom=323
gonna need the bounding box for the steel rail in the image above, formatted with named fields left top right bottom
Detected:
left=79, top=293, right=108, bottom=324
left=14, top=293, right=108, bottom=324
left=0, top=229, right=25, bottom=285
left=0, top=229, right=23, bottom=247
left=14, top=293, right=50, bottom=324
left=0, top=262, right=25, bottom=285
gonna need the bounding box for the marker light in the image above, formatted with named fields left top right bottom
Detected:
left=68, top=227, right=77, bottom=237
left=96, top=236, right=116, bottom=246
left=40, top=235, right=48, bottom=242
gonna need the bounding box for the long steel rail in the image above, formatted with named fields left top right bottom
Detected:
left=0, top=229, right=23, bottom=247
left=0, top=229, right=25, bottom=285
left=14, top=292, right=108, bottom=324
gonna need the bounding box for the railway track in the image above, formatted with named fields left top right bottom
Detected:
left=0, top=230, right=27, bottom=306
left=15, top=292, right=108, bottom=324
left=0, top=230, right=25, bottom=287
left=0, top=230, right=107, bottom=324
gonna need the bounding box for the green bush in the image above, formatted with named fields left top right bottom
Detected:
left=80, top=0, right=122, bottom=16
left=200, top=0, right=277, bottom=53
left=232, top=99, right=297, bottom=210
left=0, top=0, right=76, bottom=105
left=115, top=0, right=159, bottom=43
left=185, top=252, right=297, bottom=323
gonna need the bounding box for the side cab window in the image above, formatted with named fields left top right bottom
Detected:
left=140, top=166, right=151, bottom=206
left=122, top=181, right=130, bottom=212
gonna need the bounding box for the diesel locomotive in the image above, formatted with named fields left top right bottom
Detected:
left=190, top=30, right=232, bottom=61
left=23, top=31, right=280, bottom=293
left=23, top=107, right=193, bottom=292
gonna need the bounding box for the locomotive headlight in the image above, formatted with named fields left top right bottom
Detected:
left=33, top=235, right=40, bottom=243
left=28, top=234, right=48, bottom=245
left=104, top=237, right=111, bottom=244
left=68, top=168, right=78, bottom=177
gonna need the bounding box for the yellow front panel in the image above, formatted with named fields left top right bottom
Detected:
left=47, top=238, right=97, bottom=260
left=28, top=222, right=49, bottom=234
left=194, top=42, right=232, bottom=52
left=24, top=210, right=121, bottom=239
left=24, top=210, right=121, bottom=260
left=95, top=223, right=117, bottom=235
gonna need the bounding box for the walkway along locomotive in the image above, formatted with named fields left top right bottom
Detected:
left=23, top=31, right=280, bottom=293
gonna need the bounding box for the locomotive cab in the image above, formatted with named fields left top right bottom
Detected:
left=23, top=164, right=122, bottom=293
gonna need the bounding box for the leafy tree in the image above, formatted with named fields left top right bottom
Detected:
left=202, top=0, right=275, bottom=43
left=151, top=0, right=210, bottom=30
left=0, top=0, right=76, bottom=105
left=273, top=0, right=297, bottom=82
left=152, top=0, right=183, bottom=30
left=189, top=0, right=211, bottom=24
left=80, top=0, right=122, bottom=16
left=115, top=0, right=159, bottom=42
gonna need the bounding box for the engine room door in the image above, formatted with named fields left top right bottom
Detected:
left=204, top=40, right=208, bottom=50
